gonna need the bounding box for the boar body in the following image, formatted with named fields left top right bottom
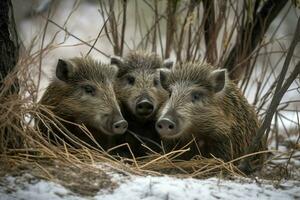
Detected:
left=112, top=52, right=172, bottom=156
left=156, top=63, right=265, bottom=166
left=38, top=57, right=127, bottom=149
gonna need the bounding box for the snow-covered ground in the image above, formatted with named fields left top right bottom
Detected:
left=99, top=176, right=300, bottom=200
left=1, top=172, right=300, bottom=200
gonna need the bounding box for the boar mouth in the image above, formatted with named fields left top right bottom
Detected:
left=93, top=114, right=127, bottom=136
left=98, top=126, right=114, bottom=135
left=98, top=121, right=127, bottom=136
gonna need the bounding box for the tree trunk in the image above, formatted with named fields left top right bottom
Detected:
left=0, top=0, right=20, bottom=153
left=0, top=0, right=19, bottom=93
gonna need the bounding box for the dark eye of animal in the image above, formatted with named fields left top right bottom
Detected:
left=82, top=85, right=96, bottom=96
left=191, top=91, right=202, bottom=103
left=153, top=78, right=159, bottom=87
left=126, top=75, right=135, bottom=85
left=168, top=89, right=172, bottom=97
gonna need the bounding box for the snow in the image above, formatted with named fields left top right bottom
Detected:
left=0, top=175, right=82, bottom=200
left=1, top=173, right=300, bottom=200
left=98, top=176, right=300, bottom=200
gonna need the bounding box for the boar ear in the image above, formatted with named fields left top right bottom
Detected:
left=110, top=64, right=119, bottom=76
left=158, top=68, right=171, bottom=88
left=211, top=69, right=227, bottom=93
left=56, top=59, right=74, bottom=82
left=111, top=56, right=127, bottom=77
left=111, top=56, right=124, bottom=67
left=163, top=59, right=174, bottom=69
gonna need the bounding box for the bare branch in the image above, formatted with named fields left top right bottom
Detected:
left=176, top=0, right=197, bottom=62
left=202, top=0, right=217, bottom=65
left=120, top=0, right=127, bottom=56
left=108, top=1, right=120, bottom=55
left=151, top=0, right=158, bottom=53
left=223, top=0, right=289, bottom=81
left=86, top=16, right=111, bottom=57
left=46, top=18, right=109, bottom=58
left=239, top=17, right=300, bottom=174
left=36, top=4, right=52, bottom=102
left=165, top=0, right=178, bottom=59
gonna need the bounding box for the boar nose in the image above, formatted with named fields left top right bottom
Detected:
left=136, top=100, right=154, bottom=116
left=156, top=118, right=177, bottom=135
left=112, top=119, right=128, bottom=134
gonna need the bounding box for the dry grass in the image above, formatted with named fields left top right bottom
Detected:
left=0, top=69, right=292, bottom=182
left=0, top=66, right=252, bottom=180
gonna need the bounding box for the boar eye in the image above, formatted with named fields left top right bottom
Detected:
left=126, top=76, right=135, bottom=85
left=82, top=85, right=96, bottom=96
left=191, top=91, right=202, bottom=103
left=153, top=78, right=159, bottom=87
left=168, top=89, right=172, bottom=97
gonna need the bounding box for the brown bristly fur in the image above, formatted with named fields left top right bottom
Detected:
left=158, top=62, right=266, bottom=169
left=113, top=51, right=170, bottom=156
left=37, top=57, right=123, bottom=150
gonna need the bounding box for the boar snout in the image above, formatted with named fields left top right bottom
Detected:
left=112, top=119, right=128, bottom=134
left=136, top=99, right=154, bottom=117
left=156, top=117, right=178, bottom=137
left=110, top=111, right=128, bottom=135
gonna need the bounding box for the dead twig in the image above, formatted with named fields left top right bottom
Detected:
left=239, top=18, right=300, bottom=173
